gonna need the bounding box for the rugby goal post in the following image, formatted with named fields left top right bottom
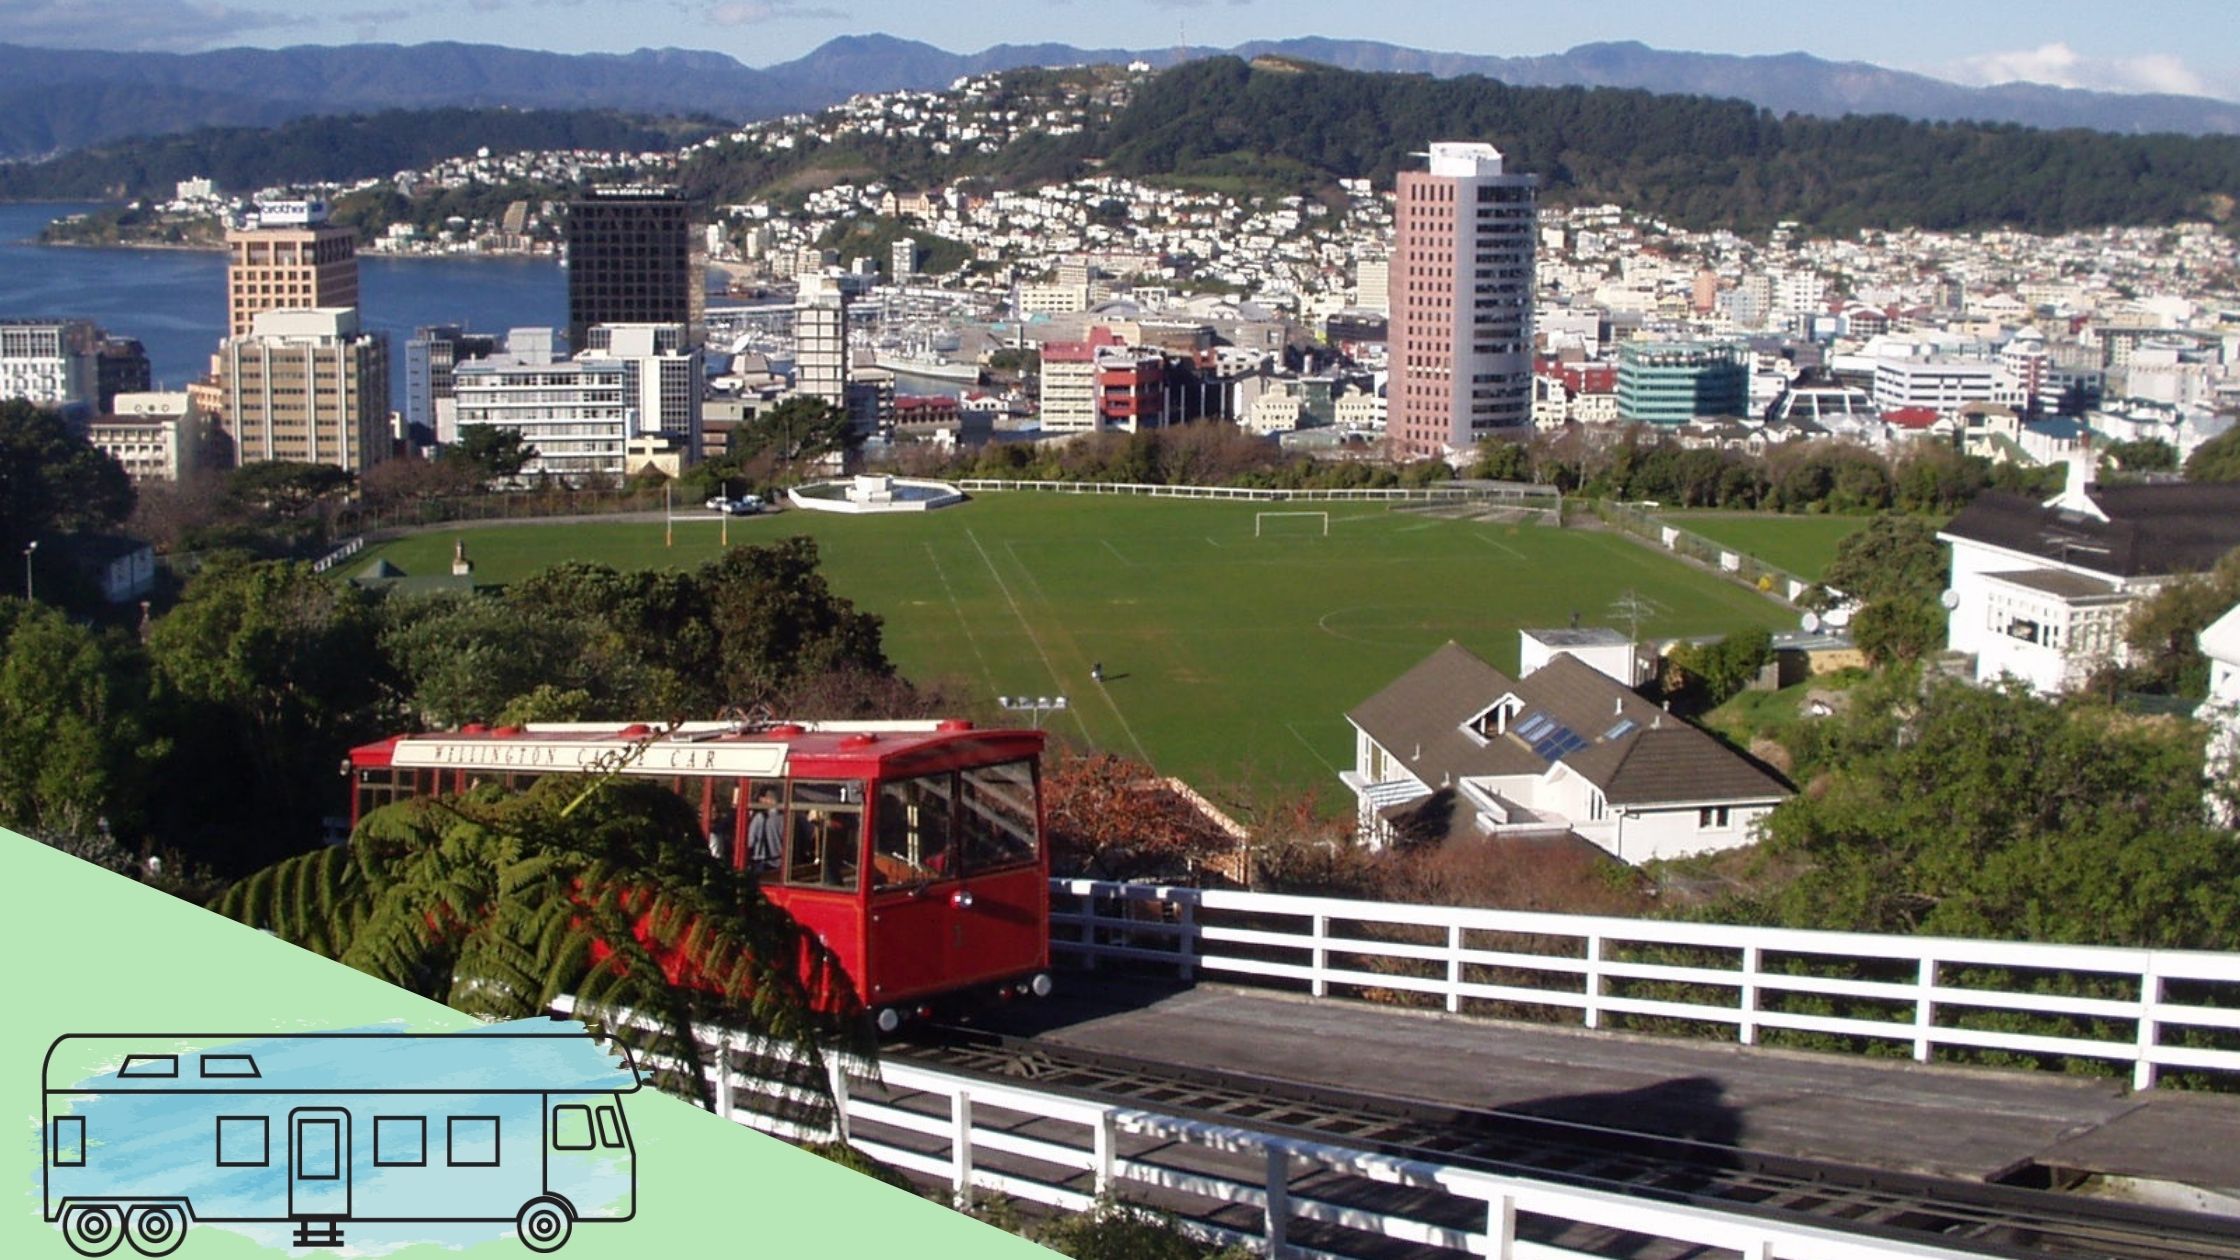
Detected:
left=1255, top=510, right=1330, bottom=537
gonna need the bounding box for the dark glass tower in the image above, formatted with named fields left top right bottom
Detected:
left=564, top=186, right=704, bottom=351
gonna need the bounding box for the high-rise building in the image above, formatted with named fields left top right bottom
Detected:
left=89, top=391, right=202, bottom=485
left=891, top=238, right=919, bottom=281
left=1354, top=257, right=1390, bottom=314
left=1615, top=341, right=1749, bottom=425
left=405, top=326, right=502, bottom=443
left=794, top=273, right=850, bottom=412
left=452, top=323, right=701, bottom=481
left=219, top=309, right=390, bottom=471
left=95, top=337, right=151, bottom=410
left=564, top=186, right=704, bottom=351
left=1388, top=142, right=1538, bottom=457
left=0, top=319, right=100, bottom=408
left=225, top=199, right=359, bottom=338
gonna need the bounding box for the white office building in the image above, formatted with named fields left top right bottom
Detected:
left=1, top=319, right=100, bottom=408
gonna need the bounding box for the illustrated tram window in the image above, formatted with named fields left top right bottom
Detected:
left=874, top=774, right=957, bottom=887
left=200, top=1053, right=260, bottom=1078
left=215, top=1116, right=269, bottom=1166
left=373, top=1116, right=426, bottom=1166
left=551, top=1105, right=595, bottom=1151
left=786, top=780, right=862, bottom=891
left=959, top=761, right=1039, bottom=873
left=118, top=1054, right=177, bottom=1077
left=51, top=1116, right=83, bottom=1167
left=447, top=1115, right=500, bottom=1167
left=595, top=1105, right=624, bottom=1148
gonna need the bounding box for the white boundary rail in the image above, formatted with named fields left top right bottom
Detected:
left=957, top=479, right=1561, bottom=507
left=310, top=536, right=365, bottom=574
left=559, top=997, right=1985, bottom=1260
left=1050, top=879, right=2240, bottom=1091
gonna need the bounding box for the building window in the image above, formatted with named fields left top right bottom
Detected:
left=1698, top=807, right=1731, bottom=829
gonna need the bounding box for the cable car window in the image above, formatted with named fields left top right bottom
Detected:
left=874, top=774, right=956, bottom=888
left=216, top=1116, right=269, bottom=1166
left=52, top=1116, right=84, bottom=1167
left=551, top=1105, right=594, bottom=1151
left=118, top=1054, right=177, bottom=1078
left=595, top=1106, right=624, bottom=1148
left=959, top=761, right=1039, bottom=874
left=785, top=781, right=862, bottom=891
left=374, top=1116, right=426, bottom=1166
left=447, top=1116, right=500, bottom=1167
left=200, top=1054, right=260, bottom=1078
left=298, top=1120, right=340, bottom=1179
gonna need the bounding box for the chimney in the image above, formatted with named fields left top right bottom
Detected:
left=2047, top=431, right=2107, bottom=519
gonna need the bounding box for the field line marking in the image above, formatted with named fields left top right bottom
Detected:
left=922, top=542, right=1000, bottom=694
left=1473, top=531, right=1527, bottom=561
left=1205, top=535, right=1226, bottom=548
left=1284, top=721, right=1343, bottom=773
left=1001, top=538, right=1154, bottom=764
left=1099, top=538, right=1141, bottom=568
left=965, top=529, right=1089, bottom=739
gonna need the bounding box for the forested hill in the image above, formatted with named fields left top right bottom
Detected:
left=0, top=109, right=720, bottom=202
left=1100, top=58, right=2240, bottom=235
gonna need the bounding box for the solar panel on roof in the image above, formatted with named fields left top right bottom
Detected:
left=1515, top=713, right=1555, bottom=741
left=1604, top=718, right=1638, bottom=740
left=1530, top=724, right=1586, bottom=760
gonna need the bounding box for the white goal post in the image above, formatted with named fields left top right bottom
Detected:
left=1255, top=510, right=1330, bottom=537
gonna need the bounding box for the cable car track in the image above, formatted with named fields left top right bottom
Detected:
left=886, top=1026, right=2240, bottom=1260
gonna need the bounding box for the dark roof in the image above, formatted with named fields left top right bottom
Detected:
left=1940, top=486, right=2240, bottom=579
left=1983, top=569, right=2121, bottom=600
left=1347, top=643, right=1787, bottom=808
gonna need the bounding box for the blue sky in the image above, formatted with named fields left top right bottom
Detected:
left=5, top=0, right=2236, bottom=99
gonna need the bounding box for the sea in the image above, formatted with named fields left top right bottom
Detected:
left=0, top=202, right=567, bottom=410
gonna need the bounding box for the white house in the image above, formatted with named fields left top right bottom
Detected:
left=1940, top=452, right=2240, bottom=695
left=2202, top=604, right=2240, bottom=826
left=1340, top=640, right=1790, bottom=865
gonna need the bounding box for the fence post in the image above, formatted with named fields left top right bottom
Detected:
left=1486, top=1191, right=1516, bottom=1260
left=1080, top=889, right=1099, bottom=972
left=826, top=1054, right=852, bottom=1145
left=1584, top=935, right=1604, bottom=1030
left=1311, top=914, right=1330, bottom=999
left=1447, top=922, right=1466, bottom=1015
left=1914, top=956, right=1937, bottom=1063
left=951, top=1088, right=974, bottom=1202
left=1093, top=1109, right=1117, bottom=1196
left=1739, top=945, right=1761, bottom=1047
left=711, top=1031, right=735, bottom=1120
left=1263, top=1144, right=1291, bottom=1259
left=2135, top=964, right=2164, bottom=1091
left=1177, top=898, right=1197, bottom=983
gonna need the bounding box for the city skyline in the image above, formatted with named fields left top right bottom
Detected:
left=3, top=0, right=2236, bottom=102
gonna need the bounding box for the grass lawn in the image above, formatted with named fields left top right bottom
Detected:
left=357, top=496, right=1793, bottom=804
left=1657, top=512, right=1875, bottom=582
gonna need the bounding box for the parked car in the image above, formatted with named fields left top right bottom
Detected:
left=719, top=495, right=766, bottom=516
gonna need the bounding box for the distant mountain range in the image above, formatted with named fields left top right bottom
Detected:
left=4, top=33, right=2238, bottom=163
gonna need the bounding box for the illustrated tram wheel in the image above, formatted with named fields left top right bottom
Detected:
left=61, top=1203, right=124, bottom=1257
left=515, top=1196, right=574, bottom=1253
left=124, top=1204, right=187, bottom=1258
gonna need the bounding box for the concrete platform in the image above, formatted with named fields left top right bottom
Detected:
left=975, top=978, right=2240, bottom=1196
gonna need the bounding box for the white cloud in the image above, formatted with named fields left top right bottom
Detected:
left=1948, top=42, right=2215, bottom=99
left=706, top=1, right=845, bottom=24
left=0, top=0, right=304, bottom=51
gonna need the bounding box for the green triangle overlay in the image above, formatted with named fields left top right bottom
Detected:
left=2, top=829, right=1051, bottom=1258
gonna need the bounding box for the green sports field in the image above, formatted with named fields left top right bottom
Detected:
left=1657, top=512, right=1873, bottom=582
left=357, top=495, right=1792, bottom=802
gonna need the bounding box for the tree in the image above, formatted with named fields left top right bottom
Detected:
left=223, top=460, right=356, bottom=519
left=214, top=775, right=867, bottom=1104
left=700, top=538, right=891, bottom=704
left=2184, top=427, right=2240, bottom=484
left=0, top=398, right=134, bottom=559
left=2100, top=438, right=2177, bottom=475
left=733, top=397, right=857, bottom=468
left=0, top=600, right=162, bottom=842
left=1810, top=513, right=1949, bottom=664
left=145, top=554, right=388, bottom=870
left=1043, top=751, right=1240, bottom=881
left=2121, top=546, right=2240, bottom=698
left=1664, top=628, right=1772, bottom=711
left=1755, top=675, right=2240, bottom=949
left=441, top=426, right=536, bottom=484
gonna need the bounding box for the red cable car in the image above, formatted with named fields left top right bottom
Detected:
left=343, top=719, right=1053, bottom=1031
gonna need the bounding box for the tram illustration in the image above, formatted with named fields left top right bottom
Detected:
left=42, top=1022, right=639, bottom=1255
left=344, top=718, right=1054, bottom=1031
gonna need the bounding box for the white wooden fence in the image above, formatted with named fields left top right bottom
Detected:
left=957, top=479, right=1560, bottom=507
left=310, top=536, right=365, bottom=574
left=560, top=997, right=1985, bottom=1260
left=1051, top=879, right=2240, bottom=1091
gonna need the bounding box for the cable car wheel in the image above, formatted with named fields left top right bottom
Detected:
left=60, top=1203, right=124, bottom=1257
left=125, top=1204, right=187, bottom=1258
left=515, top=1195, right=574, bottom=1253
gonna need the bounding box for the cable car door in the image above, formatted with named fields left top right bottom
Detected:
left=288, top=1109, right=352, bottom=1219
left=867, top=775, right=964, bottom=1005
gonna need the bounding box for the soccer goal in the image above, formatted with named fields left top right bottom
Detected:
left=1255, top=510, right=1330, bottom=538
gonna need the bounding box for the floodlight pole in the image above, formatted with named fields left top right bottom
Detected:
left=21, top=539, right=37, bottom=602
left=998, top=694, right=1069, bottom=729
left=665, top=484, right=673, bottom=549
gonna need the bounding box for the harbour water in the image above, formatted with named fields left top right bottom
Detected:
left=0, top=202, right=566, bottom=409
